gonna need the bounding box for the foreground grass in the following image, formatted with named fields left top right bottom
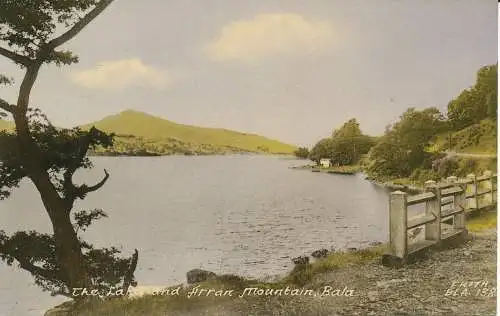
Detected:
left=467, top=209, right=497, bottom=232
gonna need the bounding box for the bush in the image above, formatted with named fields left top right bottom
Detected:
left=410, top=168, right=440, bottom=183
left=433, top=156, right=459, bottom=178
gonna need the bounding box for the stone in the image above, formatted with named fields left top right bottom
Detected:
left=369, top=241, right=382, bottom=247
left=367, top=290, right=379, bottom=302
left=186, top=269, right=216, bottom=284
left=311, top=248, right=329, bottom=258
left=292, top=256, right=310, bottom=265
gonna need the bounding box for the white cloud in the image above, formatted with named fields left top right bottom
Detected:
left=205, top=13, right=334, bottom=62
left=71, top=58, right=169, bottom=90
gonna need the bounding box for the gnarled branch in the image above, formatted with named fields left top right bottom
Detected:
left=0, top=98, right=14, bottom=113
left=16, top=257, right=58, bottom=282
left=79, top=169, right=109, bottom=194
left=66, top=169, right=109, bottom=203
left=0, top=47, right=32, bottom=66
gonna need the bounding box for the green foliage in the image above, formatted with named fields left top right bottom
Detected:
left=293, top=147, right=309, bottom=159
left=409, top=168, right=440, bottom=183
left=434, top=119, right=497, bottom=154
left=0, top=225, right=136, bottom=297
left=0, top=109, right=113, bottom=200
left=308, top=138, right=334, bottom=164
left=0, top=110, right=138, bottom=296
left=332, top=118, right=362, bottom=138
left=0, top=0, right=99, bottom=64
left=367, top=107, right=446, bottom=178
left=432, top=156, right=459, bottom=178
left=309, top=118, right=375, bottom=165
left=447, top=64, right=497, bottom=130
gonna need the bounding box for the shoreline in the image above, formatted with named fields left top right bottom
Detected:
left=45, top=211, right=497, bottom=315
left=88, top=152, right=296, bottom=157
left=289, top=163, right=424, bottom=192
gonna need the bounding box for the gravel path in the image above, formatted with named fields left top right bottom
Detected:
left=228, top=229, right=497, bottom=316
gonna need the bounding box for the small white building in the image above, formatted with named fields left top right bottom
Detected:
left=319, top=158, right=331, bottom=168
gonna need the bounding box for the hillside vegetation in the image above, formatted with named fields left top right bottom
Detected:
left=80, top=110, right=297, bottom=155
left=430, top=119, right=497, bottom=154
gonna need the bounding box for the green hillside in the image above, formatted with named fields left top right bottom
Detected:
left=81, top=110, right=297, bottom=155
left=429, top=119, right=497, bottom=154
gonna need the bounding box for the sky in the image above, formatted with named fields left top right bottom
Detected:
left=0, top=0, right=497, bottom=147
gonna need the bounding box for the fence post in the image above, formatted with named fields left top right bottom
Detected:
left=454, top=179, right=466, bottom=231
left=466, top=173, right=477, bottom=210
left=389, top=190, right=408, bottom=259
left=424, top=180, right=441, bottom=244
left=483, top=170, right=493, bottom=207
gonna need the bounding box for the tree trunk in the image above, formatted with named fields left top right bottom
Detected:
left=12, top=62, right=90, bottom=292
left=31, top=170, right=90, bottom=292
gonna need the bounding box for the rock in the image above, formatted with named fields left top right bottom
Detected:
left=368, top=311, right=376, bottom=316
left=186, top=269, right=216, bottom=284
left=292, top=256, right=310, bottom=265
left=463, top=250, right=472, bottom=256
left=311, top=248, right=329, bottom=258
left=369, top=241, right=382, bottom=247
left=367, top=290, right=379, bottom=302
left=348, top=247, right=358, bottom=252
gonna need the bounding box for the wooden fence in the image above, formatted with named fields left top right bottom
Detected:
left=382, top=170, right=497, bottom=266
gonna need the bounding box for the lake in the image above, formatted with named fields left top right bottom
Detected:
left=0, top=155, right=390, bottom=316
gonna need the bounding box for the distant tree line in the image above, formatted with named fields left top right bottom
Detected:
left=295, top=64, right=497, bottom=181
left=305, top=119, right=375, bottom=166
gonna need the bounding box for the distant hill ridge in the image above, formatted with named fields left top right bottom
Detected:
left=0, top=110, right=297, bottom=155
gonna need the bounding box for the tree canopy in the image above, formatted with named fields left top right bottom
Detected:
left=366, top=107, right=446, bottom=178
left=447, top=64, right=497, bottom=130
left=0, top=0, right=139, bottom=300
left=309, top=118, right=375, bottom=165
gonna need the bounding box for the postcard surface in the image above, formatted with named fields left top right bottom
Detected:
left=0, top=1, right=497, bottom=315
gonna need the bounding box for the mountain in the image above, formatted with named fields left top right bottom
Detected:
left=80, top=110, right=297, bottom=155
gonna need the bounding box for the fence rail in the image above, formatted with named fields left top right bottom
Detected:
left=382, top=170, right=497, bottom=267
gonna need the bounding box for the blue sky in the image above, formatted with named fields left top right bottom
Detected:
left=0, top=0, right=497, bottom=146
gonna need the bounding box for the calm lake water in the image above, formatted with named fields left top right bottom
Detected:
left=0, top=156, right=390, bottom=316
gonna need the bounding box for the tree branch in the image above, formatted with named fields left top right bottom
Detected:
left=16, top=257, right=58, bottom=281
left=0, top=98, right=14, bottom=113
left=45, top=0, right=114, bottom=50
left=15, top=64, right=42, bottom=117
left=72, top=169, right=109, bottom=200
left=0, top=47, right=31, bottom=66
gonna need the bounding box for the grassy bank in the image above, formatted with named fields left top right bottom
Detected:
left=51, top=245, right=386, bottom=316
